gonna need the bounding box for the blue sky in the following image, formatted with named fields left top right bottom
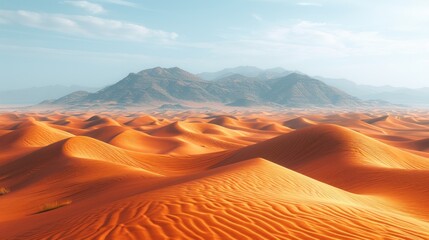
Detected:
left=1, top=0, right=429, bottom=89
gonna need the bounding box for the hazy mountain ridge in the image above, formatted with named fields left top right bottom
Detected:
left=315, top=76, right=429, bottom=106
left=8, top=66, right=424, bottom=107
left=202, top=66, right=429, bottom=106
left=265, top=73, right=358, bottom=106
left=48, top=67, right=362, bottom=107
left=197, top=66, right=295, bottom=81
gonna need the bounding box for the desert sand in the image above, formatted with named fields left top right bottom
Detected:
left=1, top=109, right=429, bottom=239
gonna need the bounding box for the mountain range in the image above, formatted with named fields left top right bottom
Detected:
left=46, top=67, right=363, bottom=107
left=198, top=66, right=429, bottom=106
left=4, top=66, right=428, bottom=107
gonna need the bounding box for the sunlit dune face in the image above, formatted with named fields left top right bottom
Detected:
left=1, top=110, right=429, bottom=239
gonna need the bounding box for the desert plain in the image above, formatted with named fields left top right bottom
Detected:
left=1, top=109, right=429, bottom=239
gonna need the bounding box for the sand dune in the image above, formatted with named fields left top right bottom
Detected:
left=0, top=122, right=73, bottom=149
left=84, top=116, right=121, bottom=129
left=215, top=124, right=429, bottom=169
left=405, top=138, right=429, bottom=151
left=259, top=122, right=292, bottom=132
left=125, top=115, right=159, bottom=126
left=1, top=111, right=429, bottom=239
left=283, top=116, right=316, bottom=129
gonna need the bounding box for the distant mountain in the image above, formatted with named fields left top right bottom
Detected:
left=316, top=76, right=429, bottom=106
left=197, top=66, right=294, bottom=80
left=78, top=67, right=218, bottom=104
left=48, top=91, right=92, bottom=105
left=213, top=74, right=271, bottom=102
left=197, top=66, right=262, bottom=80
left=0, top=85, right=98, bottom=105
left=265, top=73, right=359, bottom=106
left=49, top=67, right=363, bottom=107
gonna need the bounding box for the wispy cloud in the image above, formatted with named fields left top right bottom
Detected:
left=262, top=21, right=429, bottom=56
left=200, top=20, right=429, bottom=61
left=297, top=2, right=322, bottom=7
left=251, top=14, right=263, bottom=21
left=64, top=1, right=105, bottom=14
left=101, top=0, right=136, bottom=7
left=0, top=10, right=178, bottom=42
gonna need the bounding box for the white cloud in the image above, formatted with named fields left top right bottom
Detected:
left=251, top=21, right=429, bottom=57
left=185, top=21, right=429, bottom=87
left=297, top=2, right=322, bottom=7
left=0, top=10, right=178, bottom=42
left=64, top=1, right=105, bottom=14
left=198, top=20, right=429, bottom=65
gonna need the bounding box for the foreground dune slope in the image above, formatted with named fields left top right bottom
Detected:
left=1, top=112, right=429, bottom=239
left=3, top=158, right=429, bottom=240
left=213, top=124, right=429, bottom=218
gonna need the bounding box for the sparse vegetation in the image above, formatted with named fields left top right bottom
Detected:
left=0, top=187, right=10, bottom=195
left=36, top=200, right=72, bottom=214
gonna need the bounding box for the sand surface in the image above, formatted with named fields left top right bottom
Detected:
left=1, top=109, right=429, bottom=239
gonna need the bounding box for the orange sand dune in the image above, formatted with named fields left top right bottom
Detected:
left=215, top=124, right=429, bottom=169
left=405, top=137, right=429, bottom=151
left=1, top=111, right=429, bottom=239
left=365, top=114, right=427, bottom=130
left=84, top=116, right=121, bottom=129
left=0, top=122, right=73, bottom=149
left=125, top=115, right=159, bottom=126
left=283, top=116, right=316, bottom=129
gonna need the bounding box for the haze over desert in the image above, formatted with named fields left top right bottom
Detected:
left=0, top=109, right=428, bottom=239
